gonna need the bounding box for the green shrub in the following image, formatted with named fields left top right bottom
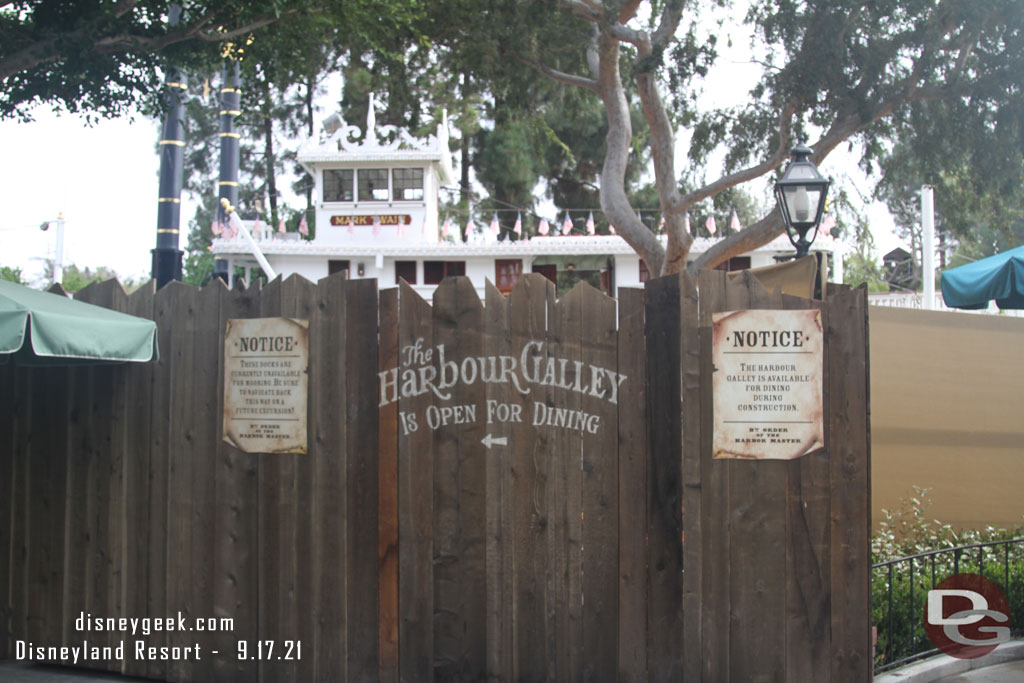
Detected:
left=872, top=488, right=1024, bottom=671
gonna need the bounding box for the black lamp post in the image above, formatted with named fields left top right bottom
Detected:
left=774, top=145, right=831, bottom=258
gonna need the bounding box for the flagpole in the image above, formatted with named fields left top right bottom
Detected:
left=151, top=3, right=186, bottom=288
left=222, top=199, right=277, bottom=280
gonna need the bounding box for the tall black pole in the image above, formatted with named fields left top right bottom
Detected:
left=213, top=62, right=241, bottom=282
left=151, top=4, right=186, bottom=288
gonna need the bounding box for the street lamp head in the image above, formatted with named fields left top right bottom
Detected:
left=774, top=145, right=831, bottom=258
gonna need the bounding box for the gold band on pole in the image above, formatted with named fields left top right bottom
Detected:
left=219, top=110, right=242, bottom=116
left=156, top=228, right=180, bottom=234
left=166, top=82, right=188, bottom=90
left=220, top=88, right=242, bottom=94
left=159, top=139, right=186, bottom=146
left=219, top=181, right=239, bottom=187
left=158, top=197, right=181, bottom=203
left=219, top=132, right=241, bottom=138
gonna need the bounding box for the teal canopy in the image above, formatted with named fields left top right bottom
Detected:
left=0, top=280, right=157, bottom=365
left=940, top=245, right=1024, bottom=310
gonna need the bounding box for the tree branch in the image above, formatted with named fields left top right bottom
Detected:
left=651, top=0, right=684, bottom=50
left=1, top=9, right=289, bottom=82
left=595, top=30, right=666, bottom=276
left=688, top=209, right=786, bottom=274
left=633, top=30, right=692, bottom=272
left=564, top=0, right=601, bottom=22
left=680, top=100, right=797, bottom=208
left=617, top=0, right=644, bottom=25
left=516, top=54, right=599, bottom=93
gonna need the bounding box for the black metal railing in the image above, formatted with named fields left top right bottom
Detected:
left=873, top=537, right=1024, bottom=674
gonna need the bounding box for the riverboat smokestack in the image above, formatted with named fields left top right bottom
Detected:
left=151, top=5, right=186, bottom=288
left=213, top=62, right=241, bottom=282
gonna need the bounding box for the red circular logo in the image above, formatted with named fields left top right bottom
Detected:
left=924, top=573, right=1011, bottom=659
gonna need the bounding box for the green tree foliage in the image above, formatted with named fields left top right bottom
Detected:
left=58, top=264, right=135, bottom=293
left=0, top=0, right=423, bottom=121
left=0, top=266, right=26, bottom=284
left=436, top=0, right=1024, bottom=277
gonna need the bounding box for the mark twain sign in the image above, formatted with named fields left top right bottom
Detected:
left=712, top=309, right=824, bottom=460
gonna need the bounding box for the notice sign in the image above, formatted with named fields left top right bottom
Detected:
left=223, top=317, right=309, bottom=454
left=712, top=309, right=823, bottom=460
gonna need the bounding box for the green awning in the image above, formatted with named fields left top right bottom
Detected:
left=940, top=244, right=1024, bottom=310
left=0, top=280, right=157, bottom=365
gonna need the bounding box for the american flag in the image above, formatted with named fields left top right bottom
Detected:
left=538, top=219, right=550, bottom=236
left=464, top=217, right=474, bottom=239
left=441, top=216, right=451, bottom=238
left=490, top=212, right=500, bottom=235
left=298, top=215, right=309, bottom=236
left=373, top=215, right=381, bottom=237
left=609, top=224, right=616, bottom=235
left=513, top=213, right=522, bottom=237
left=706, top=215, right=717, bottom=235
left=211, top=219, right=223, bottom=237
left=562, top=212, right=572, bottom=235
left=729, top=210, right=741, bottom=233
left=586, top=212, right=595, bottom=235
left=277, top=219, right=286, bottom=235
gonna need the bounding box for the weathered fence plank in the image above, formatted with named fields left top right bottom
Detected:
left=483, top=282, right=513, bottom=679
left=122, top=282, right=156, bottom=679
left=431, top=277, right=487, bottom=681
left=580, top=283, right=620, bottom=682
left=378, top=286, right=400, bottom=683
left=695, top=270, right=730, bottom=682
left=680, top=272, right=702, bottom=683
left=398, top=280, right=435, bottom=681
left=827, top=286, right=872, bottom=682
left=781, top=293, right=832, bottom=683
left=307, top=272, right=350, bottom=681
left=25, top=366, right=68, bottom=651
left=617, top=286, right=648, bottom=682
left=163, top=280, right=199, bottom=683
left=212, top=280, right=260, bottom=683
left=548, top=284, right=584, bottom=682
left=0, top=361, right=14, bottom=660
left=344, top=277, right=380, bottom=680
left=8, top=368, right=30, bottom=658
left=644, top=275, right=684, bottom=681
left=507, top=274, right=555, bottom=681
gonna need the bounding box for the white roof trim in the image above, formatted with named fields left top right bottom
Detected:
left=212, top=234, right=838, bottom=259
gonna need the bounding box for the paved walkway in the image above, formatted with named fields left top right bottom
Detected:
left=876, top=640, right=1024, bottom=683
left=936, top=659, right=1024, bottom=682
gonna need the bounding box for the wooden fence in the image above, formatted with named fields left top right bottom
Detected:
left=0, top=272, right=870, bottom=681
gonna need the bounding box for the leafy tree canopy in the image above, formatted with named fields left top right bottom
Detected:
left=424, top=0, right=1024, bottom=276
left=0, top=0, right=422, bottom=121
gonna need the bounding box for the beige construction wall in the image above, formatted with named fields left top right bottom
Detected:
left=870, top=306, right=1024, bottom=531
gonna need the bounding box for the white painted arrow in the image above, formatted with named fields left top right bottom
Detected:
left=481, top=434, right=508, bottom=449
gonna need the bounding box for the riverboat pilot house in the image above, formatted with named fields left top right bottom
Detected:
left=211, top=100, right=842, bottom=295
